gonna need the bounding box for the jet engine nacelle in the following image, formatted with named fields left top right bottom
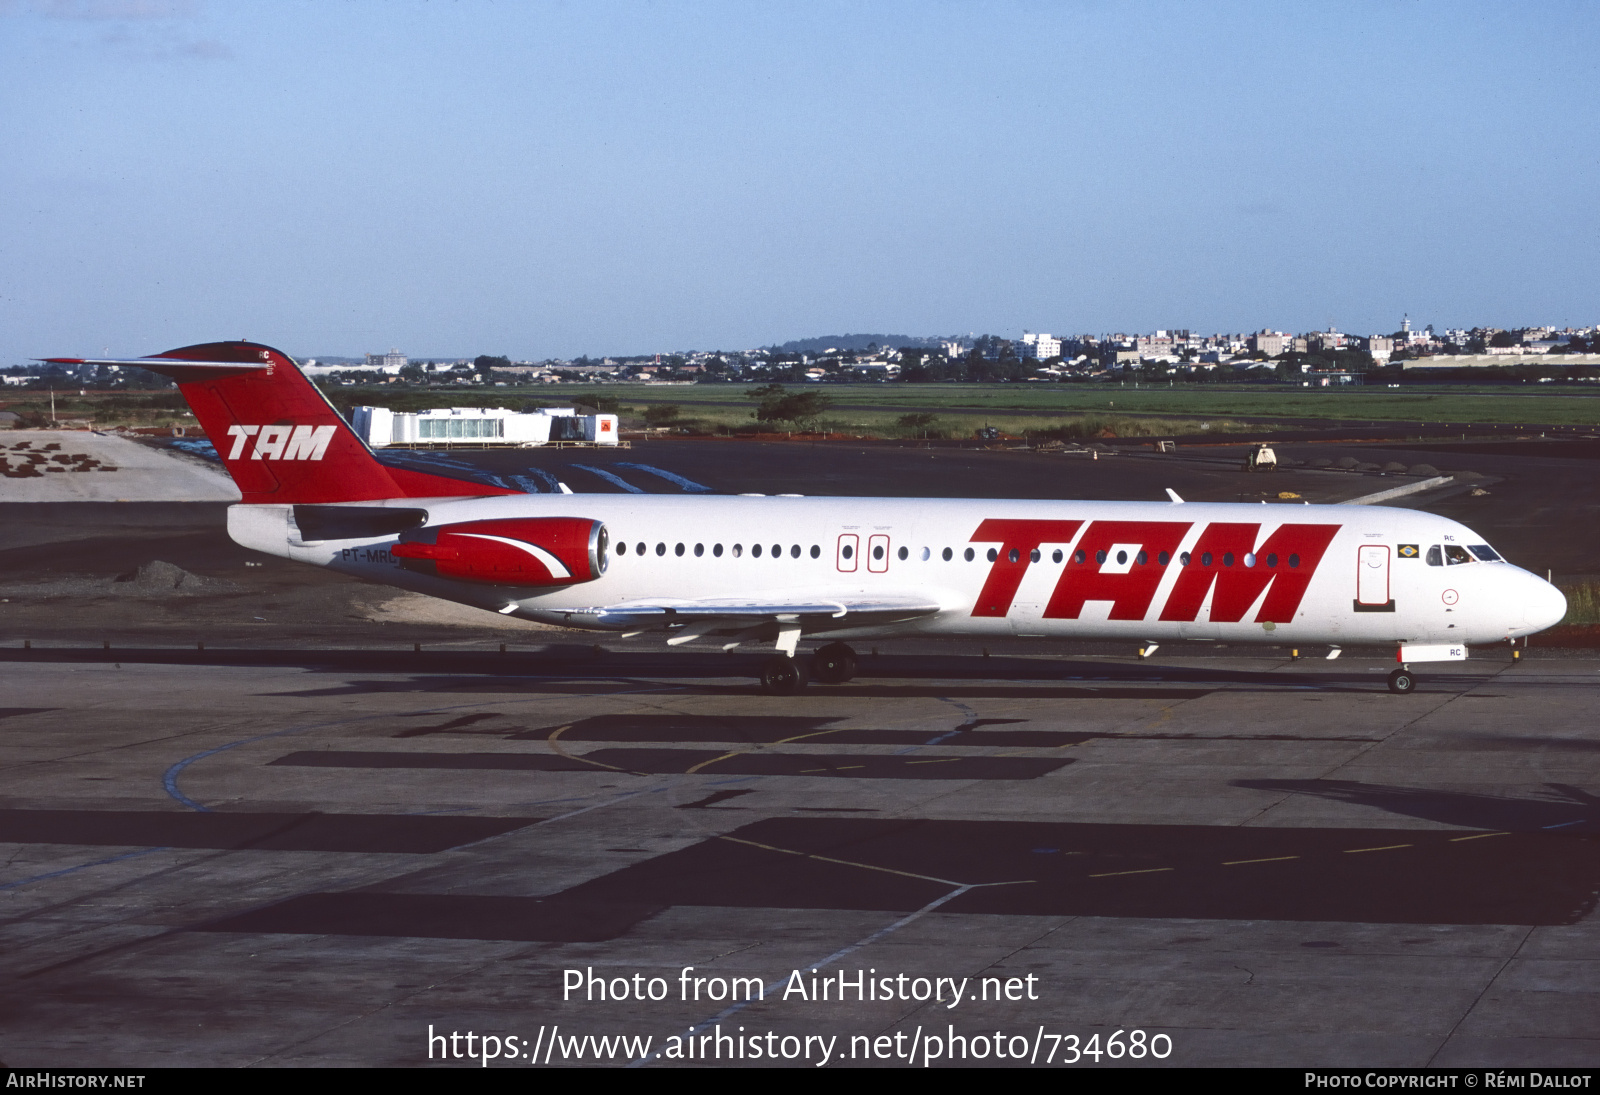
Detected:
left=390, top=517, right=608, bottom=586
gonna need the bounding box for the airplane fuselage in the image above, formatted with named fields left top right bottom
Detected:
left=227, top=493, right=1564, bottom=649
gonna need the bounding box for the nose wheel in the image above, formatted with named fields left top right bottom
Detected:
left=1387, top=667, right=1416, bottom=694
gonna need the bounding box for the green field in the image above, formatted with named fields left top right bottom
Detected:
left=539, top=382, right=1600, bottom=434
left=9, top=381, right=1600, bottom=439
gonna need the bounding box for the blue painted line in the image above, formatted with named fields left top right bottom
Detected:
left=904, top=697, right=979, bottom=752
left=615, top=463, right=713, bottom=493
left=510, top=469, right=559, bottom=493
left=1543, top=820, right=1586, bottom=829
left=0, top=846, right=169, bottom=892
left=569, top=464, right=645, bottom=493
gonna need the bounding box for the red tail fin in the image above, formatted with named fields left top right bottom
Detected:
left=48, top=341, right=518, bottom=504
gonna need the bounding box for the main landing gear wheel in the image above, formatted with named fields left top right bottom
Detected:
left=760, top=654, right=809, bottom=695
left=1387, top=668, right=1417, bottom=694
left=811, top=642, right=858, bottom=685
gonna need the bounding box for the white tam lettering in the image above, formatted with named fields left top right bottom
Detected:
left=253, top=425, right=292, bottom=460
left=225, top=424, right=259, bottom=460
left=281, top=424, right=336, bottom=460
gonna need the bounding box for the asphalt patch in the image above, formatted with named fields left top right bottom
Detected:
left=0, top=809, right=539, bottom=853
left=552, top=817, right=1600, bottom=926
left=196, top=893, right=660, bottom=942
left=272, top=749, right=1073, bottom=780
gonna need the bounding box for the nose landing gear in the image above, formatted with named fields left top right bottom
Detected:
left=1387, top=667, right=1416, bottom=694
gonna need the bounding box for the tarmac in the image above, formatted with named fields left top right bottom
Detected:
left=0, top=432, right=1596, bottom=1068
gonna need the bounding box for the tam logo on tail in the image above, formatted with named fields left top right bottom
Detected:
left=226, top=425, right=337, bottom=461
left=38, top=341, right=520, bottom=503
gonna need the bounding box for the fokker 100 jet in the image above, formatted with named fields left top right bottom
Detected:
left=42, top=342, right=1567, bottom=694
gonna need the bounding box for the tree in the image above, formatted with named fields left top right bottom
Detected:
left=898, top=412, right=939, bottom=437
left=745, top=384, right=832, bottom=428
left=643, top=404, right=681, bottom=427
left=474, top=355, right=511, bottom=381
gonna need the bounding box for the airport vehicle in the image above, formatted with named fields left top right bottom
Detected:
left=43, top=341, right=1567, bottom=694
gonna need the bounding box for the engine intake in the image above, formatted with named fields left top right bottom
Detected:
left=391, top=517, right=607, bottom=586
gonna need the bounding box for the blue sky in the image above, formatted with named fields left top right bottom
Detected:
left=3, top=1, right=1597, bottom=361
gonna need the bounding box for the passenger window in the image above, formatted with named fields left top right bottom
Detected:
left=1180, top=552, right=1190, bottom=566
left=714, top=544, right=723, bottom=557
left=694, top=543, right=704, bottom=557
left=1266, top=553, right=1277, bottom=568
left=1052, top=549, right=1063, bottom=563
left=1288, top=553, right=1300, bottom=568
left=1074, top=550, right=1086, bottom=564
left=964, top=547, right=975, bottom=562
left=1096, top=550, right=1107, bottom=564
left=675, top=543, right=685, bottom=556
left=1158, top=551, right=1170, bottom=565
left=898, top=546, right=909, bottom=561
left=1136, top=551, right=1147, bottom=565
left=810, top=545, right=821, bottom=559
left=1445, top=545, right=1474, bottom=565
left=732, top=544, right=743, bottom=558
left=1222, top=552, right=1234, bottom=567
left=772, top=544, right=781, bottom=558
left=875, top=545, right=886, bottom=560
left=1008, top=549, right=1019, bottom=563
left=1114, top=550, right=1126, bottom=565
left=655, top=542, right=666, bottom=556
left=920, top=547, right=930, bottom=561
left=943, top=547, right=953, bottom=561
left=791, top=544, right=801, bottom=558
left=616, top=542, right=627, bottom=555
left=1201, top=552, right=1213, bottom=567
left=987, top=548, right=998, bottom=562
left=1244, top=553, right=1255, bottom=567
left=753, top=544, right=763, bottom=558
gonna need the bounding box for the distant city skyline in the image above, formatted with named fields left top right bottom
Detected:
left=3, top=1, right=1597, bottom=364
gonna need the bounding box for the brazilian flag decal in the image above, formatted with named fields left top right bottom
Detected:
left=1398, top=544, right=1420, bottom=559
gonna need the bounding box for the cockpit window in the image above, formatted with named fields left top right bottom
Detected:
left=1426, top=546, right=1443, bottom=566
left=1444, top=544, right=1474, bottom=565
left=1469, top=544, right=1501, bottom=561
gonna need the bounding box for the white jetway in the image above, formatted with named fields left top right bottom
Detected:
left=351, top=406, right=620, bottom=448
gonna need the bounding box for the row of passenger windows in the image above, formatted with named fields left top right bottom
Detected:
left=610, top=541, right=1304, bottom=568
left=614, top=541, right=823, bottom=559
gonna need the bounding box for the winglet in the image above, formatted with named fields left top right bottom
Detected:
left=1165, top=488, right=1184, bottom=503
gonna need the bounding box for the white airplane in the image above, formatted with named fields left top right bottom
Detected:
left=43, top=341, right=1566, bottom=694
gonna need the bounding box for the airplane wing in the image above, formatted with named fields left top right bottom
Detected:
left=559, top=593, right=944, bottom=646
